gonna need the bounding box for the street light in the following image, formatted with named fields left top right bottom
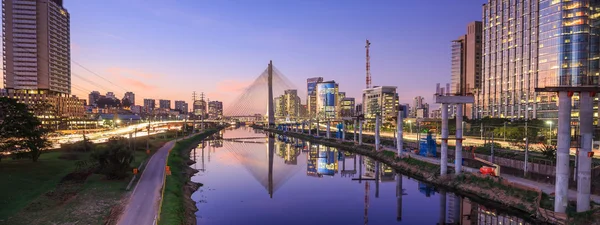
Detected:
left=546, top=120, right=553, bottom=145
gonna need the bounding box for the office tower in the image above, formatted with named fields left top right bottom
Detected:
left=451, top=21, right=482, bottom=119
left=89, top=91, right=101, bottom=106
left=284, top=89, right=300, bottom=118
left=363, top=86, right=398, bottom=122
left=316, top=81, right=339, bottom=119
left=479, top=0, right=600, bottom=121
left=307, top=77, right=324, bottom=117
left=144, top=99, right=156, bottom=112
left=208, top=100, right=223, bottom=119
left=123, top=92, right=135, bottom=105
left=274, top=96, right=284, bottom=118
left=340, top=97, right=356, bottom=117
left=159, top=99, right=171, bottom=109
left=174, top=100, right=188, bottom=114
left=3, top=0, right=71, bottom=94
left=193, top=99, right=207, bottom=117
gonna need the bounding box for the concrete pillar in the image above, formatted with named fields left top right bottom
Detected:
left=577, top=92, right=593, bottom=212
left=375, top=115, right=381, bottom=151
left=441, top=103, right=449, bottom=175
left=326, top=121, right=331, bottom=138
left=455, top=104, right=463, bottom=174
left=359, top=121, right=363, bottom=145
left=302, top=122, right=305, bottom=133
left=439, top=190, right=447, bottom=225
left=342, top=122, right=346, bottom=140
left=555, top=91, right=572, bottom=213
left=354, top=120, right=357, bottom=142
left=308, top=119, right=312, bottom=135
left=316, top=120, right=320, bottom=137
left=396, top=174, right=403, bottom=221
left=397, top=109, right=403, bottom=157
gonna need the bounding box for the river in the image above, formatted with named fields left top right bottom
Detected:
left=189, top=127, right=533, bottom=225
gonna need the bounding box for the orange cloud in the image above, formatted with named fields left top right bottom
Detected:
left=106, top=67, right=161, bottom=79
left=215, top=79, right=253, bottom=93
left=119, top=76, right=157, bottom=90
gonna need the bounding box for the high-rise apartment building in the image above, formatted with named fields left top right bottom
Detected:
left=143, top=99, right=155, bottom=112
left=411, top=96, right=425, bottom=118
left=274, top=89, right=301, bottom=119
left=174, top=100, right=188, bottom=114
left=3, top=0, right=71, bottom=94
left=306, top=77, right=324, bottom=117
left=363, top=86, right=398, bottom=122
left=123, top=92, right=135, bottom=105
left=159, top=99, right=171, bottom=109
left=88, top=91, right=101, bottom=106
left=479, top=0, right=600, bottom=121
left=208, top=100, right=223, bottom=120
left=451, top=21, right=482, bottom=119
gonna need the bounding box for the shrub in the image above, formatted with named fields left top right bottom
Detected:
left=91, top=137, right=134, bottom=179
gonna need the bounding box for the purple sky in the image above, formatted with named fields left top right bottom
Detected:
left=3, top=0, right=486, bottom=109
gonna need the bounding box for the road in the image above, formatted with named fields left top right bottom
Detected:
left=117, top=139, right=176, bottom=225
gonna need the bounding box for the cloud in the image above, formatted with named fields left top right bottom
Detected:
left=215, top=79, right=253, bottom=93
left=119, top=76, right=157, bottom=90
left=106, top=67, right=161, bottom=79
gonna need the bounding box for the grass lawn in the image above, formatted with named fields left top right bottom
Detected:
left=0, top=131, right=181, bottom=225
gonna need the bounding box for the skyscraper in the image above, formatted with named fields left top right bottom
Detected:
left=307, top=77, right=324, bottom=117
left=3, top=0, right=71, bottom=94
left=193, top=99, right=207, bottom=117
left=316, top=81, right=339, bottom=119
left=363, top=86, right=398, bottom=122
left=451, top=21, right=482, bottom=119
left=479, top=0, right=600, bottom=121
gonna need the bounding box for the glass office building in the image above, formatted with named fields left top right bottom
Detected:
left=479, top=0, right=600, bottom=122
left=316, top=81, right=339, bottom=119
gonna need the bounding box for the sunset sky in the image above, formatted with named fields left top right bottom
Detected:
left=5, top=0, right=485, bottom=109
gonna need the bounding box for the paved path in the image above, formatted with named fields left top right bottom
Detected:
left=117, top=140, right=177, bottom=225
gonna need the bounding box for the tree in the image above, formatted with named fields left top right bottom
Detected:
left=91, top=137, right=134, bottom=179
left=96, top=97, right=121, bottom=109
left=0, top=97, right=52, bottom=161
left=121, top=98, right=132, bottom=108
left=538, top=143, right=557, bottom=161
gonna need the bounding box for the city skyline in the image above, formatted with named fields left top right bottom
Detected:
left=0, top=0, right=485, bottom=108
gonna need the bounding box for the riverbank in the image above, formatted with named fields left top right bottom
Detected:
left=0, top=131, right=181, bottom=225
left=260, top=127, right=572, bottom=224
left=159, top=128, right=222, bottom=225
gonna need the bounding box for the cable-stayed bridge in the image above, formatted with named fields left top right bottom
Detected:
left=221, top=136, right=303, bottom=198
left=224, top=62, right=299, bottom=117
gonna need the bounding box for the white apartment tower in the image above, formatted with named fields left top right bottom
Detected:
left=3, top=0, right=71, bottom=95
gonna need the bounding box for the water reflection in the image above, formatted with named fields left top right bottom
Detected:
left=191, top=128, right=533, bottom=225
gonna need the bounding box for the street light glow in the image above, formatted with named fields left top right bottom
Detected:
left=546, top=121, right=552, bottom=125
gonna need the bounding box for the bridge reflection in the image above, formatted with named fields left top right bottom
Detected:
left=202, top=132, right=532, bottom=225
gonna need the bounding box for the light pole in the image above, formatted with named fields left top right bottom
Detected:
left=546, top=120, right=553, bottom=145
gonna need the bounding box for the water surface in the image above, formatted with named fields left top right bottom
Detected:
left=190, top=127, right=531, bottom=225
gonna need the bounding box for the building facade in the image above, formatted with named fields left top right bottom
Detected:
left=316, top=81, right=339, bottom=119
left=88, top=91, right=101, bottom=106
left=306, top=77, right=324, bottom=117
left=340, top=97, right=355, bottom=117
left=193, top=99, right=207, bottom=118
left=362, top=86, right=398, bottom=122
left=3, top=0, right=71, bottom=95
left=174, top=100, right=188, bottom=114
left=451, top=21, right=482, bottom=119
left=479, top=0, right=600, bottom=122
left=1, top=89, right=85, bottom=128
left=159, top=99, right=171, bottom=109
left=123, top=92, right=135, bottom=105
left=143, top=99, right=155, bottom=112
left=208, top=100, right=223, bottom=120
left=411, top=96, right=425, bottom=118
